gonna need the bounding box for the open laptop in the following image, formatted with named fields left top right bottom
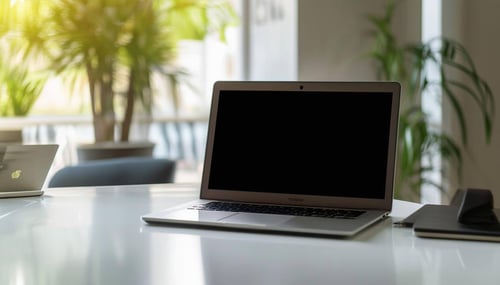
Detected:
left=0, top=144, right=59, bottom=198
left=142, top=81, right=401, bottom=237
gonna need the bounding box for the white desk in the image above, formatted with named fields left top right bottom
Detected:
left=1, top=183, right=500, bottom=285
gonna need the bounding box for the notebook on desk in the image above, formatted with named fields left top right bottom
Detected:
left=142, top=80, right=401, bottom=237
left=0, top=144, right=58, bottom=198
left=412, top=205, right=500, bottom=242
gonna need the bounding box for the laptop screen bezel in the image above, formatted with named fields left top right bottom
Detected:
left=200, top=81, right=400, bottom=211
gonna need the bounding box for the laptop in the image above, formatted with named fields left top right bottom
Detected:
left=142, top=81, right=401, bottom=237
left=0, top=144, right=59, bottom=198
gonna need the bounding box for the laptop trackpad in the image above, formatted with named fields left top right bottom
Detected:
left=220, top=213, right=293, bottom=226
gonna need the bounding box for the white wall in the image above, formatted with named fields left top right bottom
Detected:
left=248, top=0, right=298, bottom=80
left=298, top=0, right=421, bottom=81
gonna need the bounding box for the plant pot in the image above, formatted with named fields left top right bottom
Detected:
left=0, top=129, right=23, bottom=144
left=76, top=141, right=155, bottom=162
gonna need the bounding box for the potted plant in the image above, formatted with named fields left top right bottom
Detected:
left=366, top=0, right=494, bottom=201
left=16, top=0, right=237, bottom=160
left=1, top=6, right=48, bottom=143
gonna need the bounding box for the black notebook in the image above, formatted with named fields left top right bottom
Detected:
left=413, top=205, right=500, bottom=242
left=400, top=188, right=500, bottom=242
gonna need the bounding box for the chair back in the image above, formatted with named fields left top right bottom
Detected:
left=48, top=157, right=176, bottom=187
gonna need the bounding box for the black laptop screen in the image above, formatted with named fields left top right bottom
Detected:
left=207, top=90, right=394, bottom=199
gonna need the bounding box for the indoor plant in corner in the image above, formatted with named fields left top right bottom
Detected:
left=22, top=0, right=236, bottom=161
left=366, top=1, right=494, bottom=202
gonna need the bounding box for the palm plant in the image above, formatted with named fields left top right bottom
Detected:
left=366, top=1, right=494, bottom=201
left=0, top=61, right=47, bottom=116
left=0, top=2, right=47, bottom=117
left=15, top=0, right=237, bottom=143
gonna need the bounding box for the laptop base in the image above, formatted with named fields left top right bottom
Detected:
left=0, top=190, right=44, bottom=199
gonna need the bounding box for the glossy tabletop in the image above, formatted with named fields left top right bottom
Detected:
left=1, top=183, right=500, bottom=285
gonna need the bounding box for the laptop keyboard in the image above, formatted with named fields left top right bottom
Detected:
left=190, top=202, right=365, bottom=219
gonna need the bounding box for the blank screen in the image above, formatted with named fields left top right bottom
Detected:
left=208, top=90, right=393, bottom=199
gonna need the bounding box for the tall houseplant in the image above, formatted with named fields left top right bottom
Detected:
left=18, top=0, right=236, bottom=145
left=366, top=1, right=494, bottom=201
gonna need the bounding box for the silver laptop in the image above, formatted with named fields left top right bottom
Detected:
left=0, top=144, right=59, bottom=198
left=142, top=81, right=401, bottom=237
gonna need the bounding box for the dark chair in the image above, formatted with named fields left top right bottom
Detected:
left=48, top=157, right=176, bottom=187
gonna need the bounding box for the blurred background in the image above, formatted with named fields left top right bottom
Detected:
left=1, top=0, right=500, bottom=205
